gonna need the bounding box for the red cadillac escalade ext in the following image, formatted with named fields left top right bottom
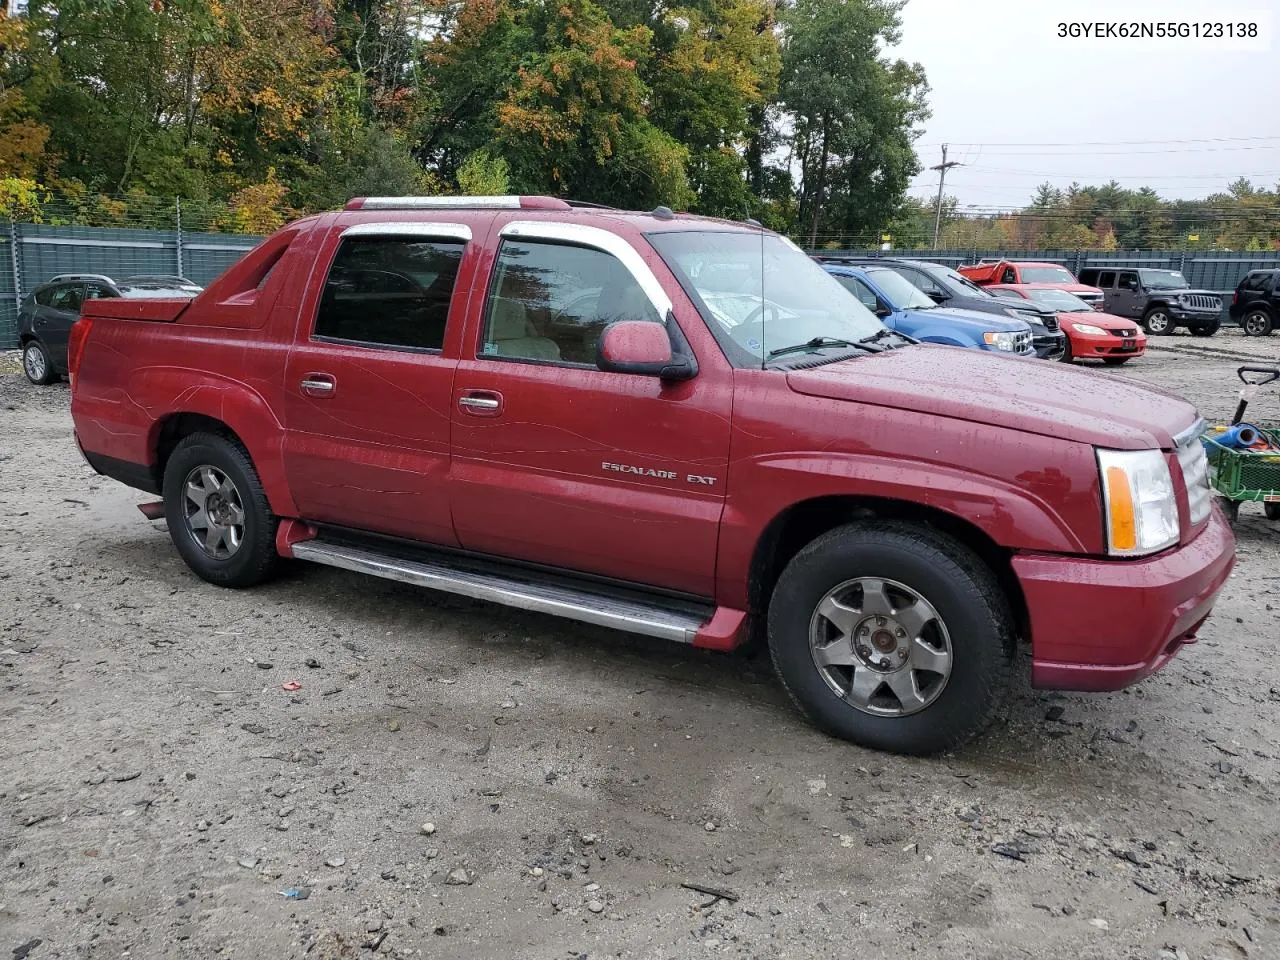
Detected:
left=68, top=196, right=1235, bottom=755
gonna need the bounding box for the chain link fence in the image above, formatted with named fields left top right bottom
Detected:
left=1, top=219, right=263, bottom=348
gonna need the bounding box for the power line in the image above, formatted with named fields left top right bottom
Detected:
left=914, top=135, right=1280, bottom=148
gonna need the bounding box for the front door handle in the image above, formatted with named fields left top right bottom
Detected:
left=458, top=389, right=503, bottom=416
left=300, top=374, right=336, bottom=398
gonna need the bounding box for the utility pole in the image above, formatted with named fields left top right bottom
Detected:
left=930, top=144, right=962, bottom=250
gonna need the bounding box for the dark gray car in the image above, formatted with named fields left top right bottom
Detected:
left=1077, top=267, right=1221, bottom=336
left=19, top=273, right=202, bottom=384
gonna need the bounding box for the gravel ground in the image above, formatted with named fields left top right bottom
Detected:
left=2, top=333, right=1279, bottom=960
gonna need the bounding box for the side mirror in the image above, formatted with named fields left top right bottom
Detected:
left=927, top=291, right=947, bottom=304
left=596, top=320, right=695, bottom=380
left=875, top=305, right=892, bottom=319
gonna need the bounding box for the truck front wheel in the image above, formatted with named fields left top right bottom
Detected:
left=767, top=521, right=1013, bottom=755
left=162, top=432, right=281, bottom=588
left=1142, top=308, right=1173, bottom=335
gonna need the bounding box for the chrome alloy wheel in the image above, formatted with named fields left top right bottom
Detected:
left=183, top=465, right=246, bottom=559
left=808, top=577, right=953, bottom=717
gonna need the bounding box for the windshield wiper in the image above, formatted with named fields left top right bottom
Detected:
left=858, top=328, right=903, bottom=347
left=767, top=336, right=878, bottom=360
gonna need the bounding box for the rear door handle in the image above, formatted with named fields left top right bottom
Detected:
left=300, top=374, right=337, bottom=398
left=458, top=389, right=503, bottom=416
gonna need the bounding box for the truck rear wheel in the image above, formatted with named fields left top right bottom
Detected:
left=767, top=521, right=1013, bottom=755
left=162, top=432, right=281, bottom=588
left=1242, top=309, right=1273, bottom=337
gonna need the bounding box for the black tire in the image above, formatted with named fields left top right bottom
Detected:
left=1242, top=309, right=1273, bottom=337
left=22, top=340, right=57, bottom=385
left=1142, top=307, right=1173, bottom=335
left=1221, top=499, right=1240, bottom=524
left=1102, top=357, right=1130, bottom=366
left=1190, top=321, right=1219, bottom=337
left=162, top=432, right=280, bottom=588
left=767, top=521, right=1013, bottom=755
left=1059, top=337, right=1074, bottom=363
left=1265, top=502, right=1280, bottom=522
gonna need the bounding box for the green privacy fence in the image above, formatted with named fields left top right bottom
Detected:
left=1, top=221, right=263, bottom=349
left=817, top=248, right=1280, bottom=323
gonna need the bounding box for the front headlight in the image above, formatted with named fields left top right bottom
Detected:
left=1097, top=448, right=1179, bottom=556
left=1072, top=322, right=1107, bottom=336
left=983, top=330, right=1017, bottom=351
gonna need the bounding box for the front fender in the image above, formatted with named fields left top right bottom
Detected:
left=715, top=448, right=1097, bottom=608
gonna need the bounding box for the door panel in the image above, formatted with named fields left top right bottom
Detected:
left=40, top=283, right=84, bottom=369
left=449, top=233, right=732, bottom=597
left=282, top=223, right=486, bottom=545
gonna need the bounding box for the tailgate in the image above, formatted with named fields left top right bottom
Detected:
left=82, top=298, right=192, bottom=322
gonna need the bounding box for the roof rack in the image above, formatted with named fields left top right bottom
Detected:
left=565, top=200, right=616, bottom=210
left=49, top=273, right=116, bottom=284
left=121, top=274, right=196, bottom=284
left=345, top=195, right=572, bottom=211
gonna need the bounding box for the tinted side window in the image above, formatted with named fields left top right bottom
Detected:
left=1001, top=266, right=1016, bottom=284
left=836, top=276, right=880, bottom=311
left=481, top=241, right=661, bottom=365
left=901, top=267, right=943, bottom=296
left=314, top=237, right=465, bottom=351
left=1117, top=271, right=1138, bottom=289
left=34, top=287, right=54, bottom=306
left=1097, top=271, right=1116, bottom=288
left=84, top=282, right=117, bottom=301
left=49, top=284, right=85, bottom=311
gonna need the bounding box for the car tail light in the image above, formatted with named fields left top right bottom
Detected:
left=67, top=316, right=94, bottom=384
left=1232, top=291, right=1239, bottom=305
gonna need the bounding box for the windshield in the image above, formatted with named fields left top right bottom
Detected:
left=1025, top=288, right=1092, bottom=312
left=648, top=231, right=884, bottom=363
left=1019, top=266, right=1076, bottom=284
left=928, top=264, right=992, bottom=299
left=1139, top=269, right=1189, bottom=290
left=865, top=268, right=935, bottom=310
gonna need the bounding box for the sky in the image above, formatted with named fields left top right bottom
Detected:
left=889, top=0, right=1279, bottom=211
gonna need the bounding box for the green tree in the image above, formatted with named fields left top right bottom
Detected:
left=779, top=0, right=928, bottom=246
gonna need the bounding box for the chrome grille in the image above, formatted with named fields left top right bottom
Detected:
left=1186, top=294, right=1221, bottom=311
left=1014, top=330, right=1032, bottom=353
left=1042, top=315, right=1059, bottom=332
left=1108, top=328, right=1132, bottom=336
left=1175, top=419, right=1211, bottom=525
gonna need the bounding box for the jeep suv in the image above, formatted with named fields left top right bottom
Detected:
left=1229, top=269, right=1278, bottom=337
left=1077, top=267, right=1221, bottom=336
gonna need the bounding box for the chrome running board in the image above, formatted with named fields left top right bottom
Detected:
left=291, top=540, right=709, bottom=643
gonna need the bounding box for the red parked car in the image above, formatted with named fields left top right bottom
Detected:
left=990, top=285, right=1147, bottom=365
left=959, top=260, right=1105, bottom=310
left=68, top=196, right=1234, bottom=755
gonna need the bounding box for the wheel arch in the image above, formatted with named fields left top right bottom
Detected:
left=149, top=407, right=298, bottom=517
left=744, top=494, right=1029, bottom=652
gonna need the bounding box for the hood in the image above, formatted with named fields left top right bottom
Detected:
left=1060, top=310, right=1141, bottom=331
left=786, top=345, right=1197, bottom=449
left=901, top=305, right=1026, bottom=331
left=985, top=295, right=1056, bottom=319
left=1156, top=288, right=1221, bottom=299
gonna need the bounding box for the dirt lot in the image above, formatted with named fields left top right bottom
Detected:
left=2, top=332, right=1279, bottom=960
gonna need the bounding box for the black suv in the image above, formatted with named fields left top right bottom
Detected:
left=19, top=274, right=202, bottom=384
left=841, top=257, right=1066, bottom=359
left=1229, top=269, right=1278, bottom=337
left=1077, top=267, right=1221, bottom=336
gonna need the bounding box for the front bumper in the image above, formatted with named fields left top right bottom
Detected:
left=1169, top=308, right=1221, bottom=324
left=1069, top=331, right=1147, bottom=359
left=1033, top=332, right=1067, bottom=360
left=1015, top=507, right=1235, bottom=691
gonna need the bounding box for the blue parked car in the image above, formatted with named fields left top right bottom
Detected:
left=821, top=262, right=1035, bottom=357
